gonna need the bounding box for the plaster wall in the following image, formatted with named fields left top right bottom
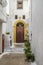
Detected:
left=32, top=0, right=43, bottom=65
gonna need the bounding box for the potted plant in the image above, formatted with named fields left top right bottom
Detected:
left=6, top=32, right=10, bottom=39
left=5, top=32, right=11, bottom=48
left=24, top=35, right=35, bottom=62
left=6, top=32, right=10, bottom=35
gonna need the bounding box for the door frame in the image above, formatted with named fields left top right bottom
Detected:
left=13, top=19, right=28, bottom=43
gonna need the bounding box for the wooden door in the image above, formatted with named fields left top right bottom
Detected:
left=16, top=23, right=24, bottom=43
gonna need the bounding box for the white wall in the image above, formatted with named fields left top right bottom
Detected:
left=2, top=23, right=6, bottom=34
left=0, top=5, right=6, bottom=22
left=9, top=0, right=29, bottom=20
left=0, top=0, right=7, bottom=53
left=32, top=0, right=43, bottom=65
left=0, top=0, right=7, bottom=22
left=5, top=0, right=30, bottom=34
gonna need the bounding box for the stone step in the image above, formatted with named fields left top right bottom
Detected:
left=14, top=43, right=24, bottom=48
left=4, top=48, right=24, bottom=53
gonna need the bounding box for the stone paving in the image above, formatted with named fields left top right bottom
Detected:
left=0, top=53, right=31, bottom=65
left=0, top=45, right=37, bottom=65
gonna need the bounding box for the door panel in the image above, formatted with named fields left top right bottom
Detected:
left=16, top=26, right=24, bottom=43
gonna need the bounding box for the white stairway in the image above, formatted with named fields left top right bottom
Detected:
left=4, top=43, right=24, bottom=53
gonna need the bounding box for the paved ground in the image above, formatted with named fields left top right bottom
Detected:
left=0, top=45, right=37, bottom=65
left=0, top=53, right=31, bottom=65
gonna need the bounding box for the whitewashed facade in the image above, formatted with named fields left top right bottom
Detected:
left=0, top=0, right=7, bottom=53
left=32, top=0, right=43, bottom=65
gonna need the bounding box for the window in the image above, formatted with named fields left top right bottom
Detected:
left=23, top=15, right=25, bottom=19
left=15, top=15, right=18, bottom=19
left=17, top=0, right=23, bottom=9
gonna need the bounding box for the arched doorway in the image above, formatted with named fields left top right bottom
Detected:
left=13, top=19, right=28, bottom=43
left=16, top=22, right=24, bottom=43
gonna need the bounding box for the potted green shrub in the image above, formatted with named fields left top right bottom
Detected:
left=24, top=35, right=35, bottom=62
left=6, top=32, right=10, bottom=35
left=5, top=32, right=11, bottom=48
left=6, top=32, right=10, bottom=41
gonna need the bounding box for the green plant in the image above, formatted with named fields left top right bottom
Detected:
left=24, top=36, right=35, bottom=62
left=31, top=54, right=35, bottom=62
left=6, top=32, right=10, bottom=35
